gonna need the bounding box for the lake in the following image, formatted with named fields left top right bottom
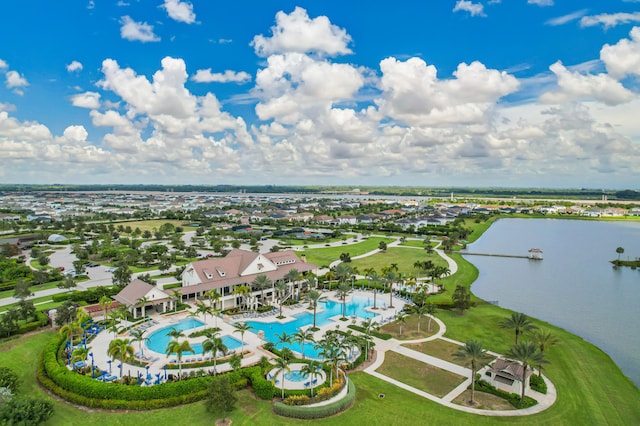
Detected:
left=463, top=218, right=640, bottom=387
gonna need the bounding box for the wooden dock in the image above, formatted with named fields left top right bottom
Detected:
left=461, top=248, right=543, bottom=260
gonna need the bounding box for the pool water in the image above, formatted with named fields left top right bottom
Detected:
left=246, top=295, right=380, bottom=358
left=146, top=318, right=242, bottom=355
left=284, top=370, right=308, bottom=382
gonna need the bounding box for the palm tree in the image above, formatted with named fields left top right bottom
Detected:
left=382, top=269, right=397, bottom=308
left=272, top=356, right=290, bottom=399
left=285, top=268, right=302, bottom=300
left=252, top=274, right=272, bottom=305
left=171, top=289, right=182, bottom=312
left=506, top=341, right=547, bottom=404
left=293, top=328, right=315, bottom=359
left=305, top=275, right=318, bottom=292
left=337, top=282, right=350, bottom=319
left=233, top=322, right=253, bottom=352
left=300, top=360, right=322, bottom=397
left=315, top=339, right=336, bottom=384
left=71, top=346, right=90, bottom=366
left=499, top=312, right=538, bottom=345
left=616, top=246, right=624, bottom=261
left=166, top=339, right=194, bottom=379
left=59, top=321, right=83, bottom=365
left=136, top=296, right=150, bottom=318
left=530, top=328, right=559, bottom=377
left=203, top=289, right=221, bottom=309
left=453, top=340, right=487, bottom=405
left=129, top=328, right=148, bottom=357
left=276, top=331, right=293, bottom=352
left=192, top=301, right=212, bottom=322
left=229, top=353, right=243, bottom=372
left=166, top=327, right=185, bottom=341
left=367, top=271, right=380, bottom=309
left=426, top=303, right=437, bottom=332
left=395, top=312, right=407, bottom=336
left=99, top=295, right=112, bottom=320
left=305, top=290, right=326, bottom=329
left=360, top=318, right=375, bottom=360
left=415, top=304, right=428, bottom=334
left=274, top=280, right=287, bottom=317
left=334, top=263, right=352, bottom=288
left=202, top=336, right=227, bottom=375
left=232, top=285, right=251, bottom=310
left=108, top=338, right=134, bottom=377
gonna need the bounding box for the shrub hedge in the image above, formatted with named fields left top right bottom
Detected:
left=474, top=379, right=537, bottom=409
left=529, top=374, right=547, bottom=394
left=38, top=335, right=273, bottom=409
left=347, top=324, right=391, bottom=340
left=273, top=380, right=355, bottom=419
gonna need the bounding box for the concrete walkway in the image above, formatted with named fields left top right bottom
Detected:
left=361, top=315, right=557, bottom=416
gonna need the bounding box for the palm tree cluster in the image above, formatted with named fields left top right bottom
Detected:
left=498, top=312, right=558, bottom=403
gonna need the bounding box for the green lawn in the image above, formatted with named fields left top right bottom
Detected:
left=398, top=239, right=426, bottom=248
left=404, top=338, right=494, bottom=367
left=2, top=218, right=640, bottom=425
left=378, top=312, right=440, bottom=340
left=0, top=281, right=60, bottom=299
left=377, top=351, right=466, bottom=398
left=350, top=247, right=447, bottom=276
left=299, top=237, right=394, bottom=267
left=1, top=329, right=639, bottom=425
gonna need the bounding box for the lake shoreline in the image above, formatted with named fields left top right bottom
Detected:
left=462, top=216, right=640, bottom=388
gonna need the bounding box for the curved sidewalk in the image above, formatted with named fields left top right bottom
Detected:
left=362, top=315, right=557, bottom=416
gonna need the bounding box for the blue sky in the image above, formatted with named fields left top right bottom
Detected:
left=1, top=1, right=640, bottom=188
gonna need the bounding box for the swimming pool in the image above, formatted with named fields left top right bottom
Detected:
left=146, top=318, right=242, bottom=355
left=246, top=295, right=380, bottom=358
left=284, top=369, right=308, bottom=382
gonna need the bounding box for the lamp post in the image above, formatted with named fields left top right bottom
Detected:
left=163, top=365, right=167, bottom=380
left=107, top=360, right=112, bottom=374
left=146, top=365, right=150, bottom=381
left=89, top=352, right=94, bottom=378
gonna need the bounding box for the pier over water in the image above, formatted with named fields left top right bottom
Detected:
left=461, top=248, right=543, bottom=260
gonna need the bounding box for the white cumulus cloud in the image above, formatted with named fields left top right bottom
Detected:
left=192, top=69, right=251, bottom=84
left=581, top=12, right=640, bottom=29
left=540, top=61, right=635, bottom=106
left=528, top=0, right=553, bottom=6
left=120, top=16, right=160, bottom=42
left=0, top=59, right=7, bottom=69
left=70, top=91, right=101, bottom=109
left=66, top=61, right=83, bottom=73
left=162, top=0, right=196, bottom=24
left=251, top=7, right=352, bottom=57
left=453, top=1, right=486, bottom=17
left=601, top=26, right=640, bottom=79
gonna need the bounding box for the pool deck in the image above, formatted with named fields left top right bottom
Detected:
left=85, top=290, right=408, bottom=381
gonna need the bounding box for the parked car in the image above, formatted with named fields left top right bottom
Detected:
left=85, top=262, right=99, bottom=267
left=105, top=267, right=117, bottom=272
left=58, top=266, right=65, bottom=271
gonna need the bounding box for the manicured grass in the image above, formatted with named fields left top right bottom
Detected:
left=453, top=389, right=515, bottom=410
left=0, top=280, right=60, bottom=299
left=398, top=239, right=426, bottom=248
left=300, top=237, right=394, bottom=267
left=404, top=338, right=494, bottom=367
left=378, top=313, right=440, bottom=340
left=350, top=247, right=447, bottom=276
left=2, top=330, right=640, bottom=425
left=112, top=219, right=198, bottom=233
left=376, top=351, right=466, bottom=398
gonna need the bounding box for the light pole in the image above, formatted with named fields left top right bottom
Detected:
left=163, top=365, right=167, bottom=380
left=89, top=352, right=95, bottom=378
left=107, top=359, right=112, bottom=374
